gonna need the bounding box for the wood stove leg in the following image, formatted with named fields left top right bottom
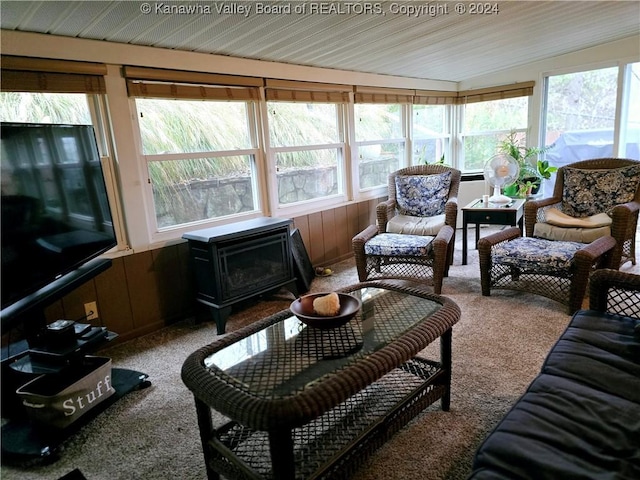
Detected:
left=209, top=306, right=232, bottom=335
left=285, top=280, right=298, bottom=298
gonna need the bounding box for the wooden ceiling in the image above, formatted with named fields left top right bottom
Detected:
left=1, top=1, right=638, bottom=82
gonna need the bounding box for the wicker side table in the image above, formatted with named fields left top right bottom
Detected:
left=478, top=227, right=616, bottom=314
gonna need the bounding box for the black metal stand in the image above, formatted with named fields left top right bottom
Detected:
left=1, top=368, right=151, bottom=465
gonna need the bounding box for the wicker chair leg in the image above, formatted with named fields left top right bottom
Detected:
left=352, top=225, right=379, bottom=282
left=478, top=239, right=493, bottom=296
left=569, top=252, right=591, bottom=314
left=432, top=226, right=453, bottom=294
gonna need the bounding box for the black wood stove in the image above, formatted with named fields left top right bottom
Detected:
left=182, top=217, right=298, bottom=334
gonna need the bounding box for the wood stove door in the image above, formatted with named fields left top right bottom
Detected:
left=218, top=231, right=292, bottom=301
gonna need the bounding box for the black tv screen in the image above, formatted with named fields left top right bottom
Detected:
left=1, top=123, right=117, bottom=311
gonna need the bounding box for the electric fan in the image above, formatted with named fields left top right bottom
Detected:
left=483, top=154, right=520, bottom=203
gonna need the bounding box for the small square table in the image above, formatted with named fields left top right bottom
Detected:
left=461, top=198, right=525, bottom=265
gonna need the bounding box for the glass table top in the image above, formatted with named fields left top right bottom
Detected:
left=203, top=286, right=442, bottom=399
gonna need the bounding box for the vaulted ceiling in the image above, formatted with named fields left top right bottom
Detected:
left=1, top=1, right=639, bottom=83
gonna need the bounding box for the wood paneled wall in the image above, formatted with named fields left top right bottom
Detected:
left=37, top=198, right=383, bottom=344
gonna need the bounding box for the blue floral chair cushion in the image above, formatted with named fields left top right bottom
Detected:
left=562, top=164, right=640, bottom=218
left=395, top=172, right=452, bottom=217
left=364, top=233, right=434, bottom=257
left=492, top=237, right=584, bottom=271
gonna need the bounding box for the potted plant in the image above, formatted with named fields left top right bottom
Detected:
left=537, top=159, right=558, bottom=180
left=498, top=130, right=549, bottom=197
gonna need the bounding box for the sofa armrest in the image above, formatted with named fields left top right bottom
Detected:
left=589, top=269, right=640, bottom=319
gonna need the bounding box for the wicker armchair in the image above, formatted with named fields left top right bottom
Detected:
left=352, top=165, right=460, bottom=293
left=525, top=158, right=640, bottom=268
left=376, top=164, right=461, bottom=267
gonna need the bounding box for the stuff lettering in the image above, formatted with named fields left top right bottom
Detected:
left=62, top=375, right=112, bottom=416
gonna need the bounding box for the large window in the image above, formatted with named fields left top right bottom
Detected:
left=543, top=66, right=619, bottom=166
left=412, top=104, right=450, bottom=165
left=135, top=98, right=260, bottom=230
left=461, top=96, right=529, bottom=172
left=267, top=102, right=345, bottom=207
left=620, top=62, right=640, bottom=160
left=0, top=92, right=122, bottom=247
left=0, top=92, right=92, bottom=125
left=354, top=103, right=406, bottom=190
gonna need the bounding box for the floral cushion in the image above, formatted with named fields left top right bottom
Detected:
left=562, top=164, right=640, bottom=218
left=395, top=172, right=452, bottom=217
left=364, top=233, right=434, bottom=257
left=492, top=237, right=584, bottom=272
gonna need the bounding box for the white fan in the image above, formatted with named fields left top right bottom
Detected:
left=483, top=154, right=520, bottom=203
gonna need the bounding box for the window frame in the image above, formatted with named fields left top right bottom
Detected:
left=540, top=61, right=639, bottom=168
left=131, top=96, right=264, bottom=242
left=459, top=96, right=531, bottom=175
left=410, top=103, right=452, bottom=166
left=265, top=100, right=350, bottom=218
left=352, top=102, right=409, bottom=198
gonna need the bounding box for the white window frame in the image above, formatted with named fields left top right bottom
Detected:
left=266, top=101, right=350, bottom=218
left=410, top=103, right=453, bottom=166
left=131, top=97, right=264, bottom=244
left=540, top=61, right=628, bottom=166
left=459, top=97, right=530, bottom=174
left=352, top=103, right=409, bottom=200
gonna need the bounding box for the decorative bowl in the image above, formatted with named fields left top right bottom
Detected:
left=290, top=293, right=362, bottom=329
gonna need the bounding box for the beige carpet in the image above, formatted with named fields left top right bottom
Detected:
left=3, top=228, right=639, bottom=480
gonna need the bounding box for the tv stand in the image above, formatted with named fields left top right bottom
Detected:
left=0, top=258, right=151, bottom=464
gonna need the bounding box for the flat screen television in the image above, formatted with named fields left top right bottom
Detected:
left=1, top=123, right=117, bottom=346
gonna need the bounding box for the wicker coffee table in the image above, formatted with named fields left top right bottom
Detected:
left=181, top=281, right=461, bottom=480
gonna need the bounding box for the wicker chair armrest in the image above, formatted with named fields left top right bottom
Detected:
left=444, top=198, right=458, bottom=227
left=376, top=199, right=396, bottom=233
left=477, top=226, right=522, bottom=250
left=353, top=224, right=379, bottom=246
left=611, top=199, right=640, bottom=217
left=434, top=224, right=454, bottom=245
left=588, top=268, right=640, bottom=317
left=524, top=196, right=562, bottom=237
left=573, top=235, right=616, bottom=267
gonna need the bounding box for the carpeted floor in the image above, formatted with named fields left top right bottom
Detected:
left=3, top=227, right=639, bottom=480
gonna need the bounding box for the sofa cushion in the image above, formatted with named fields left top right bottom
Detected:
left=562, top=164, right=640, bottom=218
left=394, top=172, right=451, bottom=217
left=469, top=311, right=640, bottom=480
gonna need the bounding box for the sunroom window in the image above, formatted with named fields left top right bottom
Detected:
left=354, top=103, right=406, bottom=191
left=460, top=96, right=529, bottom=173
left=412, top=104, right=450, bottom=165
left=135, top=98, right=260, bottom=230
left=267, top=101, right=345, bottom=207
left=543, top=66, right=619, bottom=166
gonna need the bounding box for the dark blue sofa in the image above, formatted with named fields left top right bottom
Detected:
left=469, top=269, right=640, bottom=480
